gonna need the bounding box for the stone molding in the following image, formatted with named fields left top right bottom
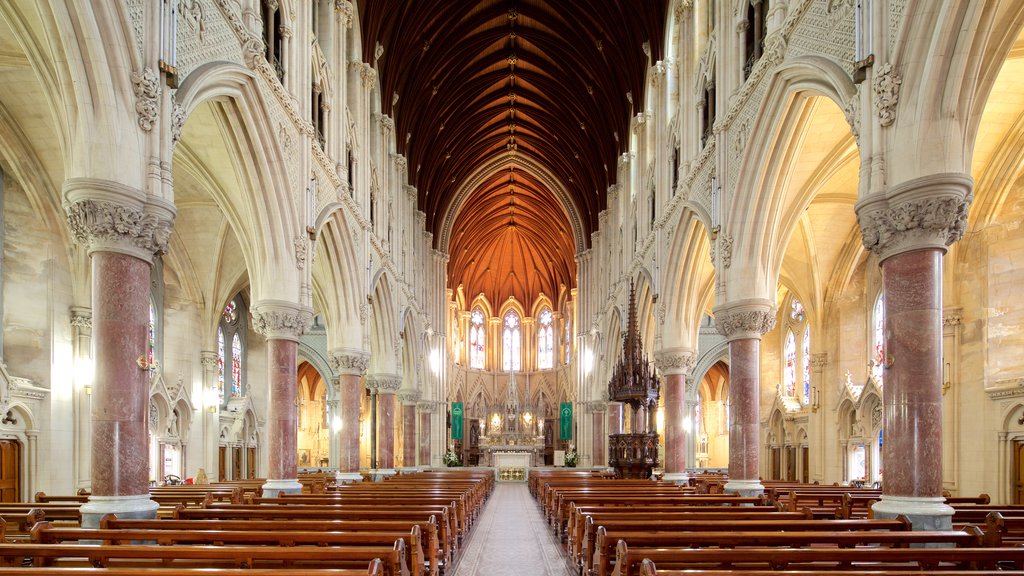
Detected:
left=713, top=299, right=776, bottom=341
left=872, top=62, right=902, bottom=127
left=199, top=351, right=218, bottom=370
left=398, top=391, right=421, bottom=404
left=654, top=347, right=697, bottom=376
left=329, top=349, right=370, bottom=376
left=131, top=67, right=160, bottom=132
left=416, top=401, right=439, bottom=413
left=250, top=300, right=313, bottom=341
left=366, top=374, right=402, bottom=393
left=586, top=401, right=608, bottom=413
left=63, top=179, right=175, bottom=262
left=69, top=307, right=92, bottom=330
left=810, top=352, right=829, bottom=368
left=855, top=173, right=973, bottom=262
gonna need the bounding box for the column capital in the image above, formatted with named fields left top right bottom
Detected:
left=63, top=178, right=175, bottom=263
left=398, top=391, right=421, bottom=405
left=416, top=401, right=439, bottom=413
left=250, top=300, right=313, bottom=341
left=855, top=172, right=973, bottom=262
left=199, top=351, right=218, bottom=370
left=70, top=306, right=93, bottom=331
left=810, top=352, right=829, bottom=369
left=334, top=0, right=354, bottom=27
left=713, top=298, right=776, bottom=341
left=654, top=347, right=697, bottom=376
left=366, top=373, right=402, bottom=393
left=329, top=348, right=370, bottom=375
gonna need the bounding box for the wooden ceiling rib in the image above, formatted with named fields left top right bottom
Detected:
left=360, top=0, right=668, bottom=307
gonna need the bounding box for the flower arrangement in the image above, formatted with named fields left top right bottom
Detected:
left=564, top=446, right=578, bottom=468
left=443, top=448, right=462, bottom=467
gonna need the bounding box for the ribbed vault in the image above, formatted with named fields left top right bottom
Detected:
left=360, top=0, right=668, bottom=305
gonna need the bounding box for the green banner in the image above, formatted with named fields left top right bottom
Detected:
left=451, top=402, right=464, bottom=440
left=559, top=402, right=573, bottom=440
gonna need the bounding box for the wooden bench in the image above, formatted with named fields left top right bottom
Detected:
left=638, top=562, right=1024, bottom=576
left=612, top=541, right=1024, bottom=576
left=592, top=527, right=984, bottom=576
left=98, top=514, right=441, bottom=574
left=0, top=567, right=384, bottom=576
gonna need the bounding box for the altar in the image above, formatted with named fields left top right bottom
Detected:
left=492, top=451, right=533, bottom=481
left=476, top=369, right=546, bottom=481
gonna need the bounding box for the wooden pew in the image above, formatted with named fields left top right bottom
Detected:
left=0, top=541, right=409, bottom=575
left=638, top=562, right=1024, bottom=576
left=593, top=526, right=984, bottom=576
left=612, top=541, right=1024, bottom=576
left=583, top=516, right=909, bottom=576
left=99, top=515, right=441, bottom=576
left=0, top=567, right=384, bottom=576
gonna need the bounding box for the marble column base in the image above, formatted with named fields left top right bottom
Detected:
left=662, top=472, right=690, bottom=486
left=261, top=478, right=303, bottom=496
left=871, top=495, right=954, bottom=531
left=369, top=468, right=397, bottom=482
left=398, top=467, right=424, bottom=474
left=724, top=479, right=765, bottom=497
left=335, top=472, right=364, bottom=483
left=80, top=495, right=159, bottom=528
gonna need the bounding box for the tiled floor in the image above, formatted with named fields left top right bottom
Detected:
left=451, top=482, right=575, bottom=576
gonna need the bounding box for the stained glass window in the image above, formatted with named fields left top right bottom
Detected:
left=148, top=299, right=157, bottom=373
left=872, top=293, right=885, bottom=385
left=564, top=317, right=571, bottom=366
left=784, top=330, right=796, bottom=397
left=469, top=308, right=485, bottom=370
left=216, top=327, right=225, bottom=405
left=790, top=298, right=805, bottom=322
left=802, top=325, right=811, bottom=404
left=224, top=300, right=237, bottom=323
left=538, top=309, right=554, bottom=369
left=231, top=333, right=242, bottom=397
left=502, top=311, right=521, bottom=371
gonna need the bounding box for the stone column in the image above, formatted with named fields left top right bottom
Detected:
left=367, top=374, right=402, bottom=477
left=251, top=300, right=313, bottom=496
left=417, top=402, right=435, bottom=467
left=714, top=299, right=776, bottom=497
left=199, top=351, right=219, bottom=479
left=656, top=348, right=697, bottom=484
left=330, top=350, right=369, bottom=483
left=591, top=402, right=606, bottom=467
left=64, top=186, right=173, bottom=527
left=70, top=307, right=93, bottom=491
left=399, top=392, right=419, bottom=470
left=856, top=173, right=971, bottom=530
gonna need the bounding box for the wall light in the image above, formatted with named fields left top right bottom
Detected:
left=332, top=416, right=342, bottom=433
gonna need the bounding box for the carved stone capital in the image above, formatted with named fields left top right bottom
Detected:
left=334, top=0, right=354, bottom=27
left=855, top=173, right=973, bottom=261
left=943, top=311, right=963, bottom=328
left=359, top=63, right=377, bottom=88
left=63, top=179, right=175, bottom=262
left=366, top=374, right=402, bottom=393
left=330, top=349, right=370, bottom=375
left=417, top=401, right=438, bottom=413
left=131, top=67, right=160, bottom=132
left=586, top=401, right=608, bottom=413
left=654, top=347, right=697, bottom=376
left=380, top=115, right=394, bottom=134
left=250, top=300, right=313, bottom=341
left=810, top=352, right=829, bottom=369
left=200, top=351, right=219, bottom=370
left=70, top=306, right=92, bottom=331
left=398, top=391, right=421, bottom=404
left=713, top=298, right=776, bottom=341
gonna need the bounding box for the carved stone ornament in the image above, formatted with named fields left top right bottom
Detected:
left=720, top=233, right=734, bottom=268
left=359, top=63, right=377, bottom=89
left=199, top=351, right=218, bottom=370
left=380, top=115, right=394, bottom=134
left=855, top=173, right=973, bottom=261
left=417, top=401, right=438, bottom=413
left=335, top=0, right=354, bottom=27
left=250, top=300, right=313, bottom=341
left=294, top=235, right=307, bottom=270
left=943, top=312, right=963, bottom=328
left=810, top=352, right=829, bottom=368
left=69, top=307, right=92, bottom=330
left=329, top=350, right=370, bottom=375
left=398, top=391, right=421, bottom=404
left=131, top=67, right=160, bottom=132
left=653, top=348, right=697, bottom=375
left=171, top=103, right=187, bottom=145
left=366, top=374, right=402, bottom=393
left=872, top=62, right=902, bottom=127
left=713, top=299, right=777, bottom=341
left=65, top=198, right=173, bottom=259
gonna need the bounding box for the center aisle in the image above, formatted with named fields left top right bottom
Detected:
left=452, top=482, right=574, bottom=576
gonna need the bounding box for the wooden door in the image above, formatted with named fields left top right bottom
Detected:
left=801, top=446, right=809, bottom=483
left=232, top=446, right=242, bottom=480
left=786, top=446, right=796, bottom=481
left=0, top=441, right=19, bottom=502
left=246, top=447, right=256, bottom=479
left=1015, top=442, right=1024, bottom=505
left=218, top=446, right=226, bottom=481
left=770, top=447, right=781, bottom=480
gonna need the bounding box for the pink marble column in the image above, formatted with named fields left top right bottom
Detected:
left=377, top=393, right=396, bottom=469
left=265, top=338, right=299, bottom=492
left=402, top=403, right=416, bottom=467
left=418, top=408, right=432, bottom=467
left=663, top=374, right=688, bottom=477
left=89, top=252, right=156, bottom=501
left=592, top=411, right=605, bottom=467
left=872, top=248, right=952, bottom=527
left=727, top=338, right=762, bottom=494
left=607, top=403, right=624, bottom=435
left=337, top=373, right=362, bottom=474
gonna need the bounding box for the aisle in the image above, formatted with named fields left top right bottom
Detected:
left=451, top=482, right=574, bottom=576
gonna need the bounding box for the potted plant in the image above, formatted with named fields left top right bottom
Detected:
left=564, top=446, right=578, bottom=468
left=443, top=448, right=463, bottom=467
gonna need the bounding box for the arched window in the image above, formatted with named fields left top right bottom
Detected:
left=538, top=309, right=554, bottom=369
left=802, top=325, right=811, bottom=404
left=469, top=308, right=485, bottom=370
left=872, top=293, right=885, bottom=385
left=563, top=316, right=571, bottom=366
left=783, top=330, right=797, bottom=397
left=502, top=311, right=521, bottom=371
left=148, top=298, right=157, bottom=374
left=218, top=296, right=247, bottom=406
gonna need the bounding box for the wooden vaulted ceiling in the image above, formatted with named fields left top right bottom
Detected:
left=360, top=0, right=668, bottom=307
